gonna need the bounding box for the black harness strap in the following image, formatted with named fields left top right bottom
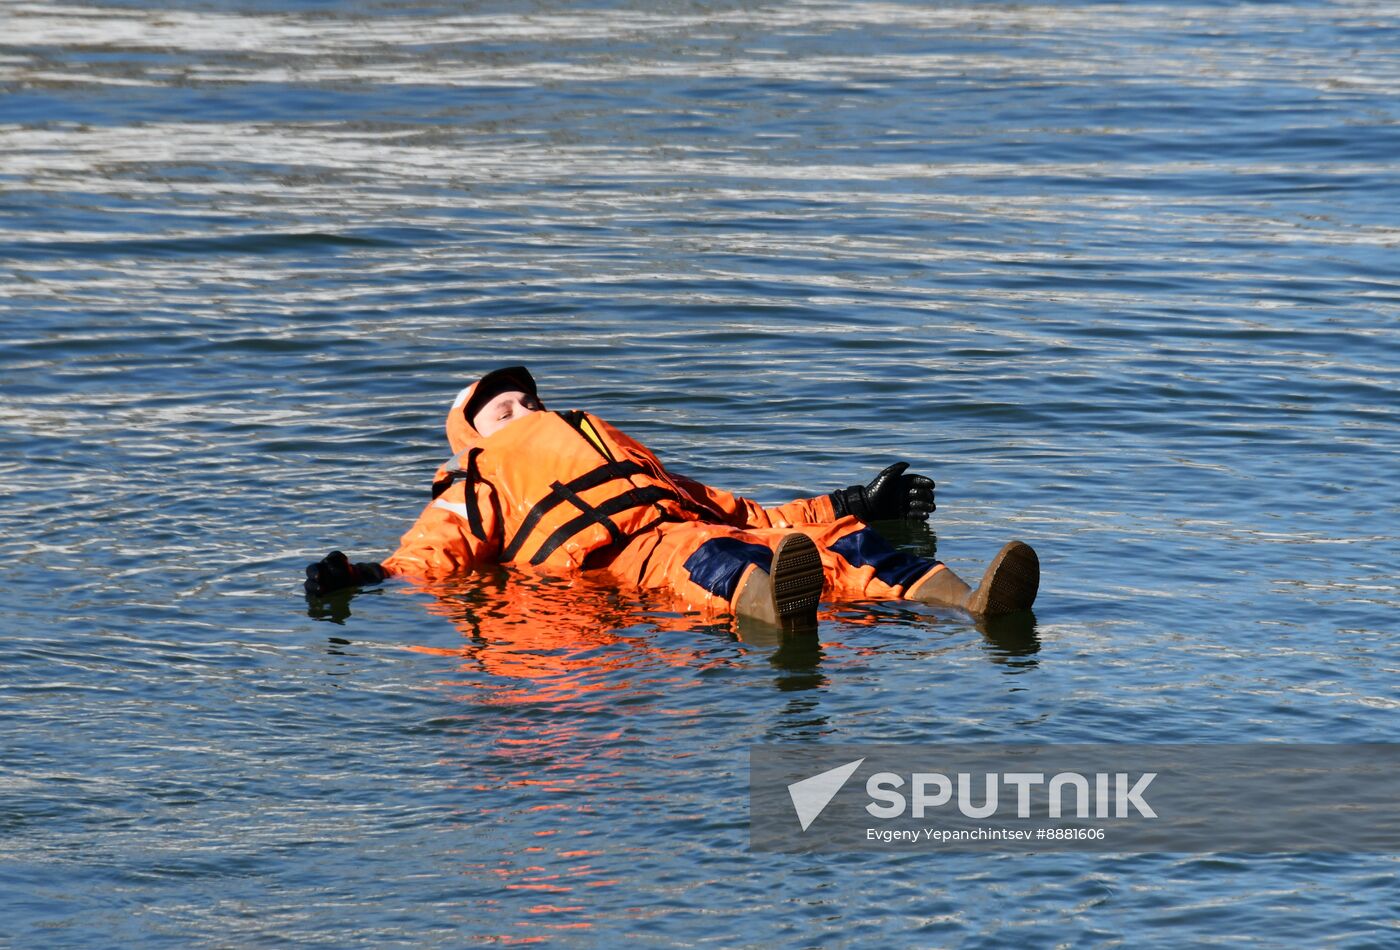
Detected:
left=431, top=445, right=483, bottom=500
left=498, top=460, right=648, bottom=563
left=431, top=448, right=489, bottom=540
left=549, top=479, right=627, bottom=548
left=431, top=472, right=461, bottom=499
left=529, top=485, right=681, bottom=566
left=461, top=448, right=487, bottom=540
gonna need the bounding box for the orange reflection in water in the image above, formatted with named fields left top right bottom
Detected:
left=402, top=568, right=739, bottom=696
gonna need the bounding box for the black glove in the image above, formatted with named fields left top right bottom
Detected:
left=304, top=550, right=387, bottom=596
left=830, top=462, right=936, bottom=522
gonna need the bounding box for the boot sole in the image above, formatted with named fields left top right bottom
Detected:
left=770, top=533, right=824, bottom=622
left=968, top=541, right=1039, bottom=617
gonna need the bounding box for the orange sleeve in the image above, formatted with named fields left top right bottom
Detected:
left=668, top=472, right=836, bottom=528
left=600, top=419, right=837, bottom=528
left=380, top=479, right=503, bottom=580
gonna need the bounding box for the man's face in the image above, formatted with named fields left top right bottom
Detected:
left=472, top=389, right=542, bottom=438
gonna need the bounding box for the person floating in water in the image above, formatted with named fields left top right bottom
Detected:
left=304, top=366, right=1039, bottom=627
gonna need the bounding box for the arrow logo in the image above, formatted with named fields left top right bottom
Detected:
left=787, top=758, right=865, bottom=831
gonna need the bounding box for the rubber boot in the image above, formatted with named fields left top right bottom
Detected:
left=732, top=533, right=823, bottom=627
left=907, top=541, right=1039, bottom=618
left=904, top=563, right=974, bottom=609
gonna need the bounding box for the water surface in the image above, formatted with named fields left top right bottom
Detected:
left=1, top=1, right=1397, bottom=946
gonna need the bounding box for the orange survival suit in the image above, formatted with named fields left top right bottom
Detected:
left=379, top=377, right=944, bottom=614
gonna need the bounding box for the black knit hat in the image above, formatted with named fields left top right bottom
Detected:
left=463, top=365, right=539, bottom=429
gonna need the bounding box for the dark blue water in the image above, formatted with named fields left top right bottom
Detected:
left=2, top=1, right=1397, bottom=945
